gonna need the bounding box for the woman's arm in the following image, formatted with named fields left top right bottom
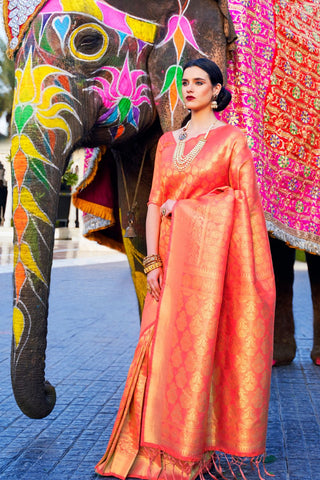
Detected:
left=146, top=203, right=161, bottom=255
left=146, top=203, right=163, bottom=301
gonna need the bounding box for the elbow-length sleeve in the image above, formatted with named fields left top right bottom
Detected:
left=148, top=136, right=165, bottom=207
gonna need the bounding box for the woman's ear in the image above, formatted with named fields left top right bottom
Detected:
left=214, top=84, right=222, bottom=97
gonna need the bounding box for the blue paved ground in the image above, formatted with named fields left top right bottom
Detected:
left=0, top=258, right=320, bottom=479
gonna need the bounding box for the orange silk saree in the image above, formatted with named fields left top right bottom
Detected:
left=95, top=125, right=275, bottom=480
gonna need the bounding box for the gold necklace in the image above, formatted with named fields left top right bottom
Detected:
left=173, top=119, right=218, bottom=171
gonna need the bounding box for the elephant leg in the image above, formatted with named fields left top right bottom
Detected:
left=306, top=252, right=320, bottom=365
left=270, top=236, right=296, bottom=365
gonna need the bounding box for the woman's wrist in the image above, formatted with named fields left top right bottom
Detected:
left=143, top=254, right=163, bottom=274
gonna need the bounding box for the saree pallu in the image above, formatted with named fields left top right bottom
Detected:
left=95, top=186, right=275, bottom=480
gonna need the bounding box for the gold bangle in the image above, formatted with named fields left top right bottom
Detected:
left=144, top=262, right=163, bottom=274
left=143, top=254, right=161, bottom=266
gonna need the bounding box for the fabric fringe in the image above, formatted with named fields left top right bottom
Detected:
left=141, top=448, right=273, bottom=480
left=266, top=217, right=320, bottom=255
left=198, top=452, right=274, bottom=480
left=72, top=196, right=114, bottom=223
left=74, top=146, right=105, bottom=195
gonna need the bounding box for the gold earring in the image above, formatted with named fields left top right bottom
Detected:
left=211, top=98, right=218, bottom=110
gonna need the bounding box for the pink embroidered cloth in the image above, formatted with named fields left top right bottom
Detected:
left=222, top=0, right=320, bottom=254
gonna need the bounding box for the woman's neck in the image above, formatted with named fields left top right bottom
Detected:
left=188, top=110, right=218, bottom=135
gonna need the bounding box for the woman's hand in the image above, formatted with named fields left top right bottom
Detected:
left=160, top=199, right=176, bottom=218
left=147, top=267, right=163, bottom=302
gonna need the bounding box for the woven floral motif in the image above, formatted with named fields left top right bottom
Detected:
left=220, top=0, right=275, bottom=182
left=95, top=126, right=275, bottom=479
left=263, top=0, right=320, bottom=253
left=223, top=0, right=320, bottom=254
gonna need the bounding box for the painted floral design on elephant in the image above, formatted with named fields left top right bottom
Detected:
left=157, top=0, right=204, bottom=123
left=5, top=0, right=158, bottom=57
left=89, top=55, right=151, bottom=130
left=11, top=49, right=80, bottom=349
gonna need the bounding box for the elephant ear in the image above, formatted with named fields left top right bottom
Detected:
left=216, top=0, right=237, bottom=53
left=147, top=0, right=236, bottom=132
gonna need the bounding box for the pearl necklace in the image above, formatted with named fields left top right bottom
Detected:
left=173, top=119, right=218, bottom=171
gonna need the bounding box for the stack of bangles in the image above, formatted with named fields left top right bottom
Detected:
left=143, top=254, right=163, bottom=274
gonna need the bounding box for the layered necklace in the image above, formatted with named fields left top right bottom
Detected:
left=173, top=118, right=218, bottom=171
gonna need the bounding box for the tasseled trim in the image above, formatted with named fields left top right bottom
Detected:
left=138, top=448, right=273, bottom=480
left=72, top=196, right=115, bottom=223
left=198, top=453, right=275, bottom=480
left=143, top=448, right=193, bottom=480
left=266, top=217, right=320, bottom=255
left=74, top=146, right=106, bottom=194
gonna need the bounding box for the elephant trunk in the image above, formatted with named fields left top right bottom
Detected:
left=11, top=124, right=69, bottom=418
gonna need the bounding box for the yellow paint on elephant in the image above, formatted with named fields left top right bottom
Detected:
left=16, top=53, right=36, bottom=104
left=37, top=101, right=76, bottom=121
left=13, top=51, right=74, bottom=109
left=12, top=186, right=19, bottom=213
left=20, top=187, right=51, bottom=225
left=19, top=135, right=52, bottom=165
left=20, top=243, right=46, bottom=283
left=126, top=16, right=157, bottom=44
left=60, top=0, right=103, bottom=19
left=10, top=136, right=20, bottom=160
left=13, top=245, right=19, bottom=269
left=70, top=24, right=108, bottom=61
left=35, top=114, right=72, bottom=143
left=123, top=236, right=147, bottom=313
left=36, top=86, right=75, bottom=111
left=13, top=307, right=25, bottom=348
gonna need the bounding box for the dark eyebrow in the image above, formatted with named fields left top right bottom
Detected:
left=182, top=77, right=207, bottom=82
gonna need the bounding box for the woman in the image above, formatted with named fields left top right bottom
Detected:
left=95, top=58, right=275, bottom=480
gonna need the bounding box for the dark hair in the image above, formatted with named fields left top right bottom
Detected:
left=183, top=58, right=231, bottom=112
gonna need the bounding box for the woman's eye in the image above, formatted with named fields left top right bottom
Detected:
left=182, top=82, right=188, bottom=86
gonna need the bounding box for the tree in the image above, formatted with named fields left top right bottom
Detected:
left=0, top=37, right=14, bottom=121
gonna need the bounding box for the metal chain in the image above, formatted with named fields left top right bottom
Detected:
left=119, top=147, right=147, bottom=214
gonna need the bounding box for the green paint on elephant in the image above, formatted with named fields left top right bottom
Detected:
left=118, top=97, right=132, bottom=123
left=40, top=34, right=55, bottom=55
left=14, top=105, right=34, bottom=134
left=160, top=65, right=183, bottom=98
left=30, top=158, right=50, bottom=189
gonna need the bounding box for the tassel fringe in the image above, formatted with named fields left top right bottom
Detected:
left=141, top=448, right=274, bottom=480
left=198, top=453, right=275, bottom=480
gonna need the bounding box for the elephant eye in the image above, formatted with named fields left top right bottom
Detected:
left=70, top=24, right=109, bottom=61
left=74, top=30, right=104, bottom=54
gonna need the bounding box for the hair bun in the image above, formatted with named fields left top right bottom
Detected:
left=216, top=86, right=232, bottom=112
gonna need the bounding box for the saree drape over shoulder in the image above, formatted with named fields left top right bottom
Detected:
left=95, top=125, right=275, bottom=480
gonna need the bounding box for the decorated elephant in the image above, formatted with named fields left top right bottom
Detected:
left=4, top=0, right=235, bottom=418
left=4, top=0, right=320, bottom=420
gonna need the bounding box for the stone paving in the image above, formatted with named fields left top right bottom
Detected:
left=0, top=233, right=320, bottom=479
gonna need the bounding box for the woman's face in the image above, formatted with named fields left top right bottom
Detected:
left=182, top=66, right=220, bottom=112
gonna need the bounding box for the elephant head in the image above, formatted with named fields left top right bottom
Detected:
left=6, top=0, right=235, bottom=418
